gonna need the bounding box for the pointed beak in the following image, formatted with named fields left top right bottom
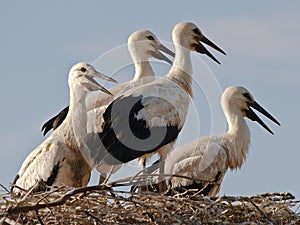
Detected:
left=194, top=34, right=226, bottom=64
left=93, top=71, right=118, bottom=83
left=83, top=70, right=115, bottom=95
left=150, top=43, right=175, bottom=65
left=246, top=101, right=280, bottom=134
left=84, top=76, right=113, bottom=95
left=158, top=43, right=176, bottom=58
left=201, top=35, right=226, bottom=55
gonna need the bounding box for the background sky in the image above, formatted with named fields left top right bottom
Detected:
left=0, top=1, right=299, bottom=199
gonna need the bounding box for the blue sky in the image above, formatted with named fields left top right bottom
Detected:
left=0, top=1, right=299, bottom=198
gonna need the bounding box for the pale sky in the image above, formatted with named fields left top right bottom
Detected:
left=0, top=1, right=299, bottom=198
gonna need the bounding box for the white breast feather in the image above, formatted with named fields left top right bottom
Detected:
left=15, top=139, right=60, bottom=191
left=86, top=78, right=154, bottom=112
left=87, top=106, right=106, bottom=134
left=165, top=137, right=228, bottom=188
left=126, top=78, right=190, bottom=128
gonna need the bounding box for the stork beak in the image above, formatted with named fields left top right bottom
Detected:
left=83, top=70, right=115, bottom=95
left=83, top=76, right=113, bottom=95
left=246, top=101, right=280, bottom=134
left=158, top=43, right=176, bottom=58
left=92, top=71, right=118, bottom=84
left=200, top=35, right=226, bottom=55
left=194, top=35, right=226, bottom=64
left=150, top=44, right=175, bottom=65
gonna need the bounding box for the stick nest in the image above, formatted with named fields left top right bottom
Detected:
left=0, top=184, right=299, bottom=224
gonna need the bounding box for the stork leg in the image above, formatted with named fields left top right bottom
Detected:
left=157, top=144, right=172, bottom=192
left=98, top=174, right=107, bottom=185
left=207, top=171, right=225, bottom=197
left=98, top=165, right=115, bottom=185
left=158, top=161, right=166, bottom=192
left=139, top=159, right=148, bottom=192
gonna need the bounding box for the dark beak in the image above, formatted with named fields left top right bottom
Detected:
left=246, top=101, right=280, bottom=134
left=194, top=35, right=226, bottom=64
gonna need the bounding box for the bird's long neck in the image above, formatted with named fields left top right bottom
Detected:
left=223, top=112, right=250, bottom=170
left=133, top=61, right=155, bottom=83
left=166, top=45, right=193, bottom=96
left=62, top=86, right=88, bottom=150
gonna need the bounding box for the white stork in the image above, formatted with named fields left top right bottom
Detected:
left=40, top=30, right=175, bottom=184
left=85, top=30, right=175, bottom=184
left=41, top=30, right=175, bottom=135
left=97, top=22, right=226, bottom=190
left=158, top=86, right=280, bottom=196
left=12, top=62, right=114, bottom=193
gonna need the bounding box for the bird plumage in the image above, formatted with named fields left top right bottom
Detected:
left=41, top=106, right=69, bottom=136
left=99, top=95, right=181, bottom=165
left=41, top=30, right=174, bottom=136
left=12, top=62, right=114, bottom=193
left=150, top=86, right=280, bottom=196
left=38, top=31, right=175, bottom=184
left=97, top=22, right=226, bottom=190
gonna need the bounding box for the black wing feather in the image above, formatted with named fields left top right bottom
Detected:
left=99, top=95, right=181, bottom=165
left=41, top=106, right=69, bottom=135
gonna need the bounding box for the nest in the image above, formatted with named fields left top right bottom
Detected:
left=0, top=183, right=299, bottom=225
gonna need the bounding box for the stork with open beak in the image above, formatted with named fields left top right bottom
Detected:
left=149, top=86, right=280, bottom=196
left=12, top=62, right=114, bottom=193
left=98, top=22, right=226, bottom=191
left=41, top=30, right=175, bottom=136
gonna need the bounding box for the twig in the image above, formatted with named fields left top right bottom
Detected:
left=35, top=210, right=45, bottom=225
left=0, top=184, right=10, bottom=193
left=15, top=183, right=39, bottom=206
left=1, top=217, right=23, bottom=225
left=84, top=210, right=104, bottom=225
left=109, top=173, right=214, bottom=189
left=7, top=185, right=110, bottom=214
left=2, top=180, right=299, bottom=224
left=248, top=197, right=275, bottom=224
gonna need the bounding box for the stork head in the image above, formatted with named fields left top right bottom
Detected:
left=68, top=62, right=117, bottom=95
left=172, top=22, right=226, bottom=64
left=221, top=86, right=280, bottom=134
left=128, top=30, right=175, bottom=65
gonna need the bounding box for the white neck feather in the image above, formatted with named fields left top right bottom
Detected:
left=133, top=61, right=155, bottom=82
left=58, top=85, right=88, bottom=151
left=169, top=45, right=192, bottom=76
left=223, top=112, right=251, bottom=170
left=167, top=45, right=193, bottom=96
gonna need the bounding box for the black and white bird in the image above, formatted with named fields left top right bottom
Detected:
left=12, top=62, right=115, bottom=193
left=148, top=86, right=280, bottom=196
left=97, top=22, right=226, bottom=190
left=40, top=30, right=175, bottom=184
left=41, top=30, right=174, bottom=136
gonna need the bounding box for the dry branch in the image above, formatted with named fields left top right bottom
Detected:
left=0, top=177, right=299, bottom=224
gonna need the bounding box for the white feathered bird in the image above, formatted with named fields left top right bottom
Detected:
left=150, top=86, right=280, bottom=196
left=40, top=30, right=175, bottom=184
left=41, top=30, right=174, bottom=135
left=98, top=22, right=226, bottom=191
left=12, top=62, right=115, bottom=193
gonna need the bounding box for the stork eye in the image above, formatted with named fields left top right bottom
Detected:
left=242, top=93, right=252, bottom=101
left=193, top=28, right=201, bottom=36
left=79, top=67, right=87, bottom=73
left=146, top=35, right=155, bottom=41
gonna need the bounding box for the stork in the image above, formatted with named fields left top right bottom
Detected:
left=97, top=22, right=226, bottom=191
left=11, top=62, right=115, bottom=193
left=155, top=86, right=280, bottom=196
left=41, top=30, right=175, bottom=136
left=40, top=30, right=174, bottom=185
